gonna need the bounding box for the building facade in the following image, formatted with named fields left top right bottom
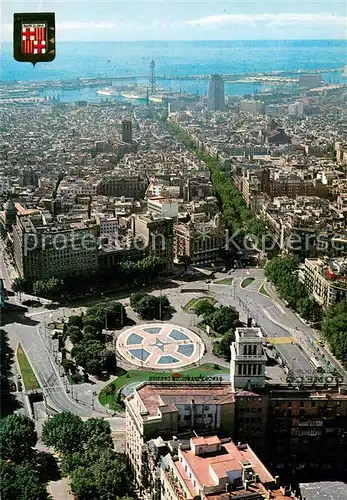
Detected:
left=131, top=214, right=174, bottom=268
left=125, top=381, right=236, bottom=489
left=13, top=212, right=98, bottom=281
left=174, top=214, right=225, bottom=266
left=207, top=75, right=225, bottom=112
left=299, top=258, right=347, bottom=307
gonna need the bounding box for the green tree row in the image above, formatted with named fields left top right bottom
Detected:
left=322, top=301, right=347, bottom=369
left=130, top=292, right=171, bottom=320
left=264, top=256, right=323, bottom=323
left=12, top=256, right=164, bottom=301
left=0, top=414, right=55, bottom=500
left=264, top=256, right=347, bottom=368
left=63, top=301, right=125, bottom=378
left=167, top=121, right=268, bottom=243
left=0, top=330, right=18, bottom=417
left=42, top=413, right=133, bottom=500
left=194, top=300, right=241, bottom=360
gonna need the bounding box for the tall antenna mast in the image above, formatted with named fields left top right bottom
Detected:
left=149, top=59, right=156, bottom=93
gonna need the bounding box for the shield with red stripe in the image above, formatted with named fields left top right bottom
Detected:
left=14, top=13, right=55, bottom=64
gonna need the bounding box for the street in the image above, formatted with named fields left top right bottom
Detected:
left=2, top=266, right=346, bottom=423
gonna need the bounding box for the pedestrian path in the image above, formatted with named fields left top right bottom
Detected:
left=267, top=336, right=297, bottom=344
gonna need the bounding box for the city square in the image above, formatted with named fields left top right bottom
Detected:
left=116, top=322, right=205, bottom=369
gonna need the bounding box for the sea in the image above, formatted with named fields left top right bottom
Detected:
left=1, top=40, right=346, bottom=102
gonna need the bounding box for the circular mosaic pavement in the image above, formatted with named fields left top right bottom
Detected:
left=116, top=323, right=205, bottom=369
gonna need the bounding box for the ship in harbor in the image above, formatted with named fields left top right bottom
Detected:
left=96, top=87, right=119, bottom=96
left=120, top=89, right=147, bottom=100
left=0, top=88, right=39, bottom=99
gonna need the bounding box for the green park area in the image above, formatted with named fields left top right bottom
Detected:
left=17, top=344, right=40, bottom=390
left=241, top=277, right=255, bottom=288
left=183, top=296, right=215, bottom=313
left=259, top=282, right=271, bottom=297
left=99, top=363, right=229, bottom=410
left=215, top=278, right=234, bottom=285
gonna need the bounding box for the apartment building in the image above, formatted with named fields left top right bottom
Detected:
left=174, top=213, right=225, bottom=266
left=13, top=212, right=98, bottom=280
left=268, top=388, right=347, bottom=471
left=97, top=216, right=118, bottom=239
left=131, top=214, right=174, bottom=268
left=300, top=257, right=347, bottom=307
left=125, top=382, right=235, bottom=487
left=99, top=174, right=148, bottom=199
left=149, top=435, right=294, bottom=500
left=125, top=327, right=347, bottom=493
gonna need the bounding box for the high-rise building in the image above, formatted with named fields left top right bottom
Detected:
left=121, top=120, right=132, bottom=144
left=298, top=73, right=321, bottom=89
left=207, top=74, right=225, bottom=111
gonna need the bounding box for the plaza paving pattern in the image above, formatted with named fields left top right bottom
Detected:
left=116, top=323, right=205, bottom=369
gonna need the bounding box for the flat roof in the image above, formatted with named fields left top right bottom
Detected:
left=300, top=481, right=347, bottom=500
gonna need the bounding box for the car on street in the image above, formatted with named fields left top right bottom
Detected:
left=17, top=374, right=21, bottom=379
left=9, top=382, right=17, bottom=392
left=17, top=381, right=23, bottom=392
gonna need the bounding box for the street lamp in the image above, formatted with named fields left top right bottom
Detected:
left=92, top=391, right=97, bottom=410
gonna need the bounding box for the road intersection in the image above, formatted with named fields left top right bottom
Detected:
left=2, top=267, right=346, bottom=422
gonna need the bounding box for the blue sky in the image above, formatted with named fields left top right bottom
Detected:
left=2, top=0, right=346, bottom=40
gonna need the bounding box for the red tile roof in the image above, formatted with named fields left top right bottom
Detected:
left=136, top=383, right=235, bottom=417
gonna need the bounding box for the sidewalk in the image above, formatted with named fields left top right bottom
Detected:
left=47, top=478, right=74, bottom=500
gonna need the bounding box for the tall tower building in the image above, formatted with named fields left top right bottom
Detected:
left=121, top=120, right=132, bottom=144
left=149, top=59, right=156, bottom=93
left=208, top=74, right=226, bottom=111
left=230, top=327, right=267, bottom=390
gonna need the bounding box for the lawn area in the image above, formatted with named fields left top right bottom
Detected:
left=17, top=344, right=40, bottom=391
left=214, top=278, right=234, bottom=285
left=99, top=363, right=229, bottom=409
left=259, top=282, right=271, bottom=297
left=183, top=296, right=215, bottom=313
left=241, top=277, right=255, bottom=288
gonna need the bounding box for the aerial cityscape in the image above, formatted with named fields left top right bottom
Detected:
left=0, top=1, right=347, bottom=500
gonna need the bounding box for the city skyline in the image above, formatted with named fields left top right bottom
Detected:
left=2, top=0, right=346, bottom=41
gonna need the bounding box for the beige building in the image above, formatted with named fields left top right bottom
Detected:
left=174, top=214, right=225, bottom=266
left=100, top=174, right=148, bottom=199
left=130, top=214, right=174, bottom=268
left=125, top=381, right=235, bottom=489
left=154, top=435, right=293, bottom=500
left=299, top=257, right=347, bottom=307
left=13, top=212, right=98, bottom=281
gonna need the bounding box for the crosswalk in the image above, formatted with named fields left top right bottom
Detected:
left=267, top=336, right=297, bottom=345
